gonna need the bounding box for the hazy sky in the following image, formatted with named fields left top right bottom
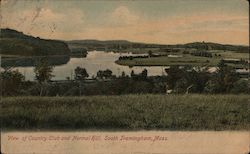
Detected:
left=1, top=0, right=249, bottom=45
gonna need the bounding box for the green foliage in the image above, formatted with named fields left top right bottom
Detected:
left=68, top=39, right=249, bottom=53
left=165, top=66, right=185, bottom=89
left=230, top=79, right=250, bottom=94
left=130, top=69, right=148, bottom=81
left=0, top=68, right=25, bottom=96
left=148, top=50, right=153, bottom=57
left=74, top=67, right=89, bottom=80
left=175, top=78, right=189, bottom=93
left=4, top=65, right=245, bottom=96
left=191, top=51, right=212, bottom=58
left=1, top=95, right=249, bottom=130
left=205, top=61, right=239, bottom=93
left=96, top=69, right=113, bottom=79
left=0, top=28, right=70, bottom=56
left=165, top=64, right=242, bottom=94
left=34, top=59, right=54, bottom=83
left=141, top=69, right=148, bottom=79
left=183, top=42, right=249, bottom=53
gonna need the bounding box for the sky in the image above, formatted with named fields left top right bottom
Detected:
left=1, top=0, right=249, bottom=45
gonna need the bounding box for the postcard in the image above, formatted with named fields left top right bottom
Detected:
left=0, top=0, right=249, bottom=153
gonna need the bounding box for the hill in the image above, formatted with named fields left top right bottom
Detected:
left=67, top=39, right=249, bottom=53
left=68, top=39, right=131, bottom=45
left=180, top=42, right=249, bottom=53
left=67, top=39, right=135, bottom=51
left=0, top=28, right=71, bottom=56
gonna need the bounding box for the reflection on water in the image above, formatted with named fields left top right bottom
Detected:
left=1, top=51, right=168, bottom=81
left=1, top=56, right=70, bottom=67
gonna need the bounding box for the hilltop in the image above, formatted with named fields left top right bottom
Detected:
left=67, top=39, right=249, bottom=53
left=179, top=42, right=249, bottom=53
left=68, top=39, right=131, bottom=45
left=0, top=28, right=71, bottom=56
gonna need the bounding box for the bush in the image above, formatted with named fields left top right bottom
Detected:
left=230, top=79, right=249, bottom=94
left=0, top=68, right=25, bottom=96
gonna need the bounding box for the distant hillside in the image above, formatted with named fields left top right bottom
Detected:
left=67, top=39, right=134, bottom=50
left=180, top=42, right=249, bottom=53
left=0, top=28, right=71, bottom=56
left=68, top=39, right=131, bottom=45
left=67, top=39, right=249, bottom=53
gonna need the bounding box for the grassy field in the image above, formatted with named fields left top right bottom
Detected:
left=1, top=94, right=249, bottom=130
left=208, top=50, right=249, bottom=60
left=116, top=50, right=248, bottom=67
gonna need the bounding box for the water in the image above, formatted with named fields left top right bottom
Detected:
left=1, top=51, right=168, bottom=81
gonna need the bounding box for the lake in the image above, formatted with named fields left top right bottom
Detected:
left=1, top=51, right=168, bottom=81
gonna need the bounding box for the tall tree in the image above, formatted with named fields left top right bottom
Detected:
left=148, top=50, right=153, bottom=57
left=130, top=70, right=135, bottom=77
left=34, top=59, right=54, bottom=83
left=34, top=58, right=54, bottom=96
left=165, top=66, right=185, bottom=89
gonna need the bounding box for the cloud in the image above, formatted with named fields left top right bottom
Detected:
left=77, top=12, right=248, bottom=45
left=110, top=6, right=139, bottom=25
left=1, top=2, right=248, bottom=45
left=2, top=7, right=85, bottom=37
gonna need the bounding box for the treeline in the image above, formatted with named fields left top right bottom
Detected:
left=190, top=51, right=212, bottom=58
left=0, top=60, right=248, bottom=96
left=118, top=55, right=149, bottom=60
left=70, top=48, right=88, bottom=57
left=68, top=39, right=249, bottom=53
left=164, top=63, right=248, bottom=94
left=118, top=52, right=168, bottom=60
left=0, top=28, right=70, bottom=56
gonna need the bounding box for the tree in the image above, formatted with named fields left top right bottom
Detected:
left=165, top=66, right=185, bottom=89
left=34, top=59, right=54, bottom=83
left=34, top=59, right=54, bottom=96
left=96, top=69, right=113, bottom=79
left=217, top=61, right=239, bottom=92
left=148, top=50, right=153, bottom=57
left=130, top=70, right=135, bottom=77
left=74, top=66, right=89, bottom=80
left=121, top=71, right=126, bottom=78
left=205, top=61, right=239, bottom=93
left=97, top=70, right=104, bottom=79
left=230, top=79, right=249, bottom=94
left=140, top=69, right=148, bottom=79
left=103, top=69, right=113, bottom=79
left=0, top=68, right=24, bottom=96
left=74, top=67, right=89, bottom=96
left=174, top=78, right=189, bottom=93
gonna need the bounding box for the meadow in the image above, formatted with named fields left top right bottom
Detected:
left=116, top=51, right=248, bottom=67
left=1, top=94, right=249, bottom=130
